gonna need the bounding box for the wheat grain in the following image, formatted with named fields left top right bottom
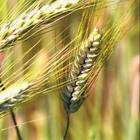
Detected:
left=62, top=27, right=102, bottom=113
left=0, top=0, right=80, bottom=50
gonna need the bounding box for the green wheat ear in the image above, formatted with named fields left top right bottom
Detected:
left=61, top=27, right=102, bottom=113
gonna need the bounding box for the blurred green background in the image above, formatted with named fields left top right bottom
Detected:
left=0, top=0, right=139, bottom=140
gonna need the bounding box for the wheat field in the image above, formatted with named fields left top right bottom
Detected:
left=0, top=0, right=139, bottom=140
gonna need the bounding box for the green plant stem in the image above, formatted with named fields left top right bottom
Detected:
left=10, top=109, right=23, bottom=140
left=63, top=112, right=70, bottom=140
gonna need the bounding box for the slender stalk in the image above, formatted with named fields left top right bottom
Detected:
left=61, top=28, right=101, bottom=140
left=63, top=112, right=70, bottom=140
left=10, top=110, right=23, bottom=140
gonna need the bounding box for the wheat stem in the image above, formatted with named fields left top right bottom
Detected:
left=62, top=112, right=70, bottom=140
left=10, top=109, right=23, bottom=140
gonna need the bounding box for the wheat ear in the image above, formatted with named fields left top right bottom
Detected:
left=0, top=0, right=80, bottom=50
left=62, top=27, right=101, bottom=113
left=0, top=79, right=23, bottom=140
left=62, top=28, right=101, bottom=140
left=0, top=81, right=30, bottom=113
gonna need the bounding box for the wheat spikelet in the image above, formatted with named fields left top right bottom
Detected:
left=62, top=27, right=102, bottom=113
left=0, top=0, right=80, bottom=50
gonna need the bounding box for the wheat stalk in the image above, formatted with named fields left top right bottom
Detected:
left=10, top=110, right=23, bottom=140
left=61, top=27, right=101, bottom=140
left=0, top=0, right=81, bottom=50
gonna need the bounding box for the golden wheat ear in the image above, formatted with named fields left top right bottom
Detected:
left=0, top=0, right=80, bottom=50
left=0, top=81, right=30, bottom=112
left=61, top=27, right=102, bottom=113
